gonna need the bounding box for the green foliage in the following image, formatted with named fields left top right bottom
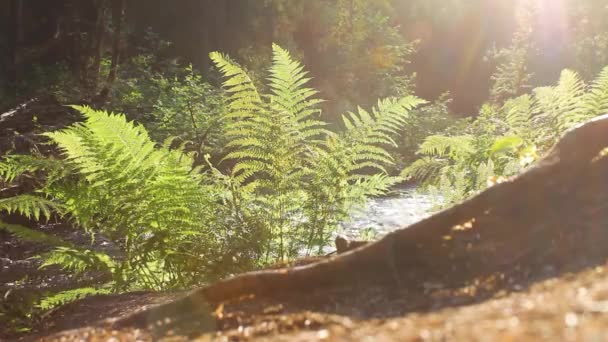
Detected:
left=44, top=106, right=222, bottom=289
left=502, top=94, right=534, bottom=141
left=0, top=203, right=112, bottom=320
left=330, top=0, right=419, bottom=109
left=152, top=67, right=224, bottom=152
left=1, top=44, right=424, bottom=300
left=0, top=155, right=66, bottom=184
left=533, top=69, right=586, bottom=136
left=0, top=196, right=58, bottom=222
left=533, top=67, right=608, bottom=146
left=408, top=65, right=608, bottom=206
left=211, top=44, right=423, bottom=261
left=36, top=287, right=111, bottom=311
left=0, top=222, right=67, bottom=247
left=570, top=1, right=608, bottom=79
left=393, top=93, right=456, bottom=169
left=252, top=0, right=418, bottom=115
left=488, top=2, right=536, bottom=104
left=1, top=106, right=225, bottom=292
left=109, top=59, right=225, bottom=156
left=357, top=226, right=378, bottom=241
left=583, top=66, right=608, bottom=118
left=489, top=136, right=524, bottom=156
left=39, top=247, right=115, bottom=275
left=417, top=135, right=475, bottom=159
left=1, top=62, right=81, bottom=107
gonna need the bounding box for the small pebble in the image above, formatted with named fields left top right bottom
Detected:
left=317, top=329, right=329, bottom=339
left=565, top=312, right=579, bottom=327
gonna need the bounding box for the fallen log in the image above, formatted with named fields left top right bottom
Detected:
left=114, top=114, right=608, bottom=330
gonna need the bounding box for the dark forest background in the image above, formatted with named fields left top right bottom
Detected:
left=3, top=1, right=608, bottom=335
left=2, top=0, right=606, bottom=117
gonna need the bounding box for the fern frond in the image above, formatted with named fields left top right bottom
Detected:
left=0, top=155, right=67, bottom=184
left=475, top=159, right=495, bottom=190
left=210, top=51, right=262, bottom=119
left=0, top=222, right=70, bottom=246
left=503, top=94, right=533, bottom=137
left=401, top=156, right=448, bottom=182
left=418, top=135, right=475, bottom=158
left=582, top=65, right=608, bottom=119
left=37, top=287, right=112, bottom=311
left=31, top=106, right=216, bottom=288
left=533, top=69, right=586, bottom=132
left=347, top=174, right=401, bottom=199
left=269, top=44, right=324, bottom=120
left=489, top=135, right=524, bottom=156
left=0, top=195, right=61, bottom=221
left=339, top=96, right=425, bottom=173
left=39, top=246, right=115, bottom=274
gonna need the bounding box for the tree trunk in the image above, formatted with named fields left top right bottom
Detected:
left=89, top=0, right=107, bottom=96
left=69, top=1, right=85, bottom=89
left=95, top=0, right=124, bottom=105
left=6, top=0, right=23, bottom=97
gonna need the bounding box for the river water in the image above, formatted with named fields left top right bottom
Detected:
left=339, top=185, right=439, bottom=240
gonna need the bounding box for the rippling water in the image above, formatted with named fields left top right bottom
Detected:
left=339, top=185, right=439, bottom=239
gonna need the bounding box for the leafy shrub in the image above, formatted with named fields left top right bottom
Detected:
left=0, top=45, right=424, bottom=302
left=210, top=44, right=424, bottom=262
left=108, top=58, right=225, bottom=158
left=1, top=106, right=224, bottom=292
left=405, top=66, right=608, bottom=206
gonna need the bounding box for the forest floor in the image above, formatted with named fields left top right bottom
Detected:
left=6, top=98, right=608, bottom=341
left=19, top=245, right=608, bottom=341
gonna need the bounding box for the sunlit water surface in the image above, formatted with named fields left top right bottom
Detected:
left=338, top=185, right=439, bottom=240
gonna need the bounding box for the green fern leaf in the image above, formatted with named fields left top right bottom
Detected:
left=37, top=287, right=111, bottom=311
left=0, top=222, right=70, bottom=246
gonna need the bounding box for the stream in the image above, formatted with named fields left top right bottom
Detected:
left=339, top=185, right=439, bottom=240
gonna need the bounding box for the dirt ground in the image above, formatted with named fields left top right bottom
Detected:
left=19, top=251, right=608, bottom=341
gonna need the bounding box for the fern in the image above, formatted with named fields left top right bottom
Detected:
left=417, top=135, right=475, bottom=159
left=0, top=195, right=59, bottom=221
left=0, top=154, right=67, bottom=184
left=2, top=44, right=425, bottom=281
left=0, top=222, right=69, bottom=247
left=39, top=247, right=115, bottom=274
left=299, top=96, right=423, bottom=254
left=533, top=69, right=586, bottom=133
left=503, top=94, right=533, bottom=140
left=210, top=45, right=424, bottom=259
left=209, top=51, right=262, bottom=121
left=36, top=287, right=111, bottom=311
left=475, top=159, right=495, bottom=190
left=0, top=106, right=223, bottom=290
left=410, top=65, right=608, bottom=208
left=581, top=65, right=608, bottom=119
left=489, top=136, right=524, bottom=156
left=269, top=44, right=325, bottom=123
left=341, top=97, right=426, bottom=171
left=219, top=45, right=329, bottom=183
left=212, top=46, right=327, bottom=261
left=401, top=156, right=448, bottom=183
left=489, top=2, right=536, bottom=104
